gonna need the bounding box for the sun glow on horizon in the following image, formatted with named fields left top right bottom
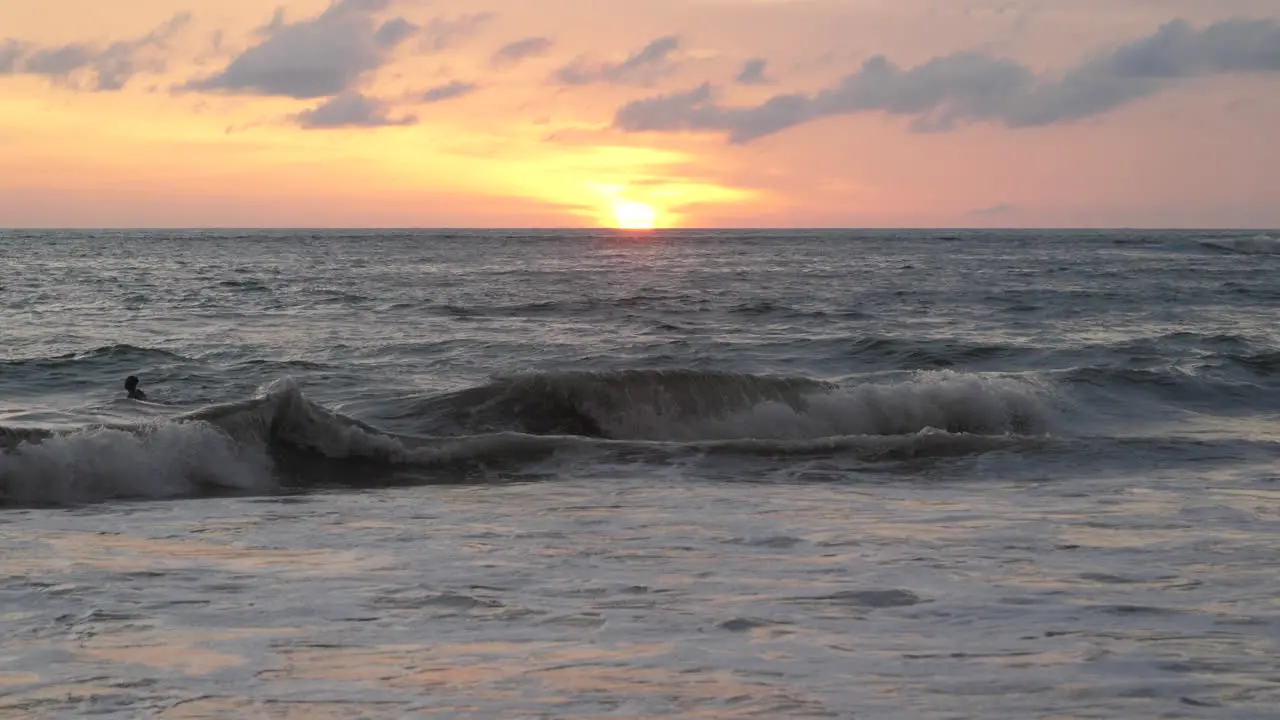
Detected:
left=612, top=200, right=658, bottom=230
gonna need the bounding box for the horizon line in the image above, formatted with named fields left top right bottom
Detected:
left=2, top=226, right=1277, bottom=233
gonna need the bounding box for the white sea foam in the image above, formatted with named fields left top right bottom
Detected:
left=596, top=371, right=1059, bottom=441
left=0, top=421, right=274, bottom=506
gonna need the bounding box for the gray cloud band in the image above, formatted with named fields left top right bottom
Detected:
left=555, top=35, right=680, bottom=86
left=492, top=36, right=554, bottom=68
left=615, top=19, right=1280, bottom=143
left=183, top=0, right=410, bottom=99
left=0, top=14, right=190, bottom=91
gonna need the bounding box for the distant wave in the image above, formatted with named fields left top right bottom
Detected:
left=0, top=345, right=335, bottom=392
left=0, top=343, right=186, bottom=367
left=1200, top=235, right=1280, bottom=255
left=1219, top=350, right=1280, bottom=376
left=847, top=336, right=1030, bottom=369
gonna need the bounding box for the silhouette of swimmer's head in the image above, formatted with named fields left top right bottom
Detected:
left=124, top=375, right=147, bottom=400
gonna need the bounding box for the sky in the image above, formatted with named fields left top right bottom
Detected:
left=1, top=0, right=1279, bottom=228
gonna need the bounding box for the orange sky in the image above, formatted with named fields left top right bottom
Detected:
left=2, top=0, right=1278, bottom=228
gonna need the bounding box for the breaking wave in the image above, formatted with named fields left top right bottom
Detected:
left=0, top=370, right=1063, bottom=507
left=412, top=369, right=1057, bottom=441
left=0, top=421, right=274, bottom=507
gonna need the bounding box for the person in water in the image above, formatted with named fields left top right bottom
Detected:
left=124, top=376, right=147, bottom=400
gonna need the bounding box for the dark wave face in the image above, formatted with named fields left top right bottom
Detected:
left=3, top=228, right=1280, bottom=507
left=405, top=369, right=838, bottom=437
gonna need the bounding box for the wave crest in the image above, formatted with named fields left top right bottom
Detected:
left=604, top=372, right=1057, bottom=441
left=0, top=421, right=273, bottom=506
left=420, top=369, right=1057, bottom=441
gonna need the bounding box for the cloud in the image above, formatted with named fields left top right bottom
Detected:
left=24, top=46, right=95, bottom=77
left=0, top=14, right=189, bottom=91
left=614, top=18, right=1280, bottom=143
left=492, top=36, right=553, bottom=68
left=420, top=13, right=493, bottom=53
left=375, top=17, right=418, bottom=49
left=419, top=80, right=478, bottom=103
left=967, top=203, right=1018, bottom=217
left=0, top=40, right=31, bottom=74
left=294, top=91, right=417, bottom=129
left=614, top=83, right=716, bottom=130
left=735, top=58, right=769, bottom=85
left=555, top=35, right=680, bottom=85
left=184, top=0, right=417, bottom=99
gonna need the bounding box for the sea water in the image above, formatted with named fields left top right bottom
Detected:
left=2, top=229, right=1278, bottom=718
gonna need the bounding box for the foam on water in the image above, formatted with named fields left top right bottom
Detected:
left=589, top=370, right=1058, bottom=441
left=0, top=421, right=274, bottom=506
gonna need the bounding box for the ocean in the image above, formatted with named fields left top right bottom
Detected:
left=2, top=229, right=1279, bottom=718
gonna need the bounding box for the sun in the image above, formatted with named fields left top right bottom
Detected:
left=612, top=200, right=658, bottom=230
